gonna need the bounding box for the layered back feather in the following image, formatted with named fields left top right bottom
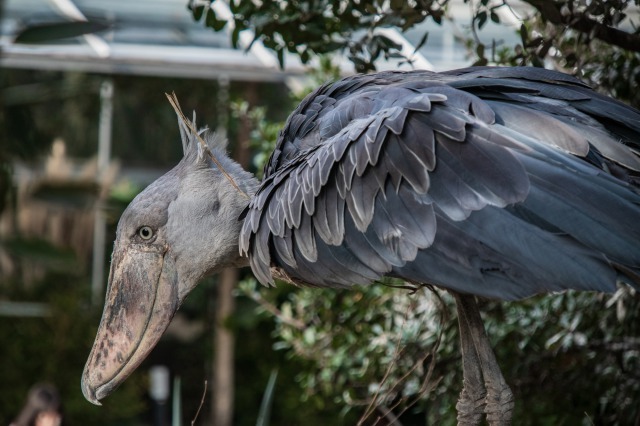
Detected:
left=240, top=66, right=640, bottom=300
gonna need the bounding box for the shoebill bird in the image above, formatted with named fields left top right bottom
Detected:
left=82, top=67, right=640, bottom=425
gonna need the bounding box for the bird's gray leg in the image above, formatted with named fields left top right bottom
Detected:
left=454, top=293, right=514, bottom=426
left=454, top=293, right=487, bottom=425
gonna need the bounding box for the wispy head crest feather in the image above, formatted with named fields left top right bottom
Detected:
left=165, top=92, right=249, bottom=199
left=174, top=107, right=210, bottom=160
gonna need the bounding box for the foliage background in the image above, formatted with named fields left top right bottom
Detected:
left=196, top=1, right=640, bottom=423
left=2, top=0, right=640, bottom=424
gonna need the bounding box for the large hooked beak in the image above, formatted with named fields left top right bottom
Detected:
left=81, top=242, right=178, bottom=405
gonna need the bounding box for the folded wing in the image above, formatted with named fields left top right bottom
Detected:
left=241, top=68, right=640, bottom=300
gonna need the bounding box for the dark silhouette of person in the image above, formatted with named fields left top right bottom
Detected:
left=10, top=383, right=62, bottom=426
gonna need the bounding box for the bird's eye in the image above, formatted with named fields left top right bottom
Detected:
left=138, top=226, right=154, bottom=240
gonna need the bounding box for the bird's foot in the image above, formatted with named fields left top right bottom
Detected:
left=484, top=384, right=514, bottom=426
left=456, top=388, right=486, bottom=425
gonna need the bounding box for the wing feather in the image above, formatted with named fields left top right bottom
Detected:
left=295, top=212, right=318, bottom=262
left=386, top=133, right=431, bottom=193
left=240, top=67, right=640, bottom=298
left=489, top=101, right=590, bottom=156
left=272, top=228, right=296, bottom=267
left=320, top=183, right=345, bottom=245
left=344, top=165, right=380, bottom=232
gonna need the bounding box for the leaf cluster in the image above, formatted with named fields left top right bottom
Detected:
left=189, top=0, right=442, bottom=72
left=468, top=0, right=640, bottom=107
left=191, top=0, right=640, bottom=108
left=238, top=279, right=463, bottom=423
left=483, top=287, right=640, bottom=425
left=239, top=275, right=640, bottom=424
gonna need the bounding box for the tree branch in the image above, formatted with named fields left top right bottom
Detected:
left=521, top=0, right=640, bottom=53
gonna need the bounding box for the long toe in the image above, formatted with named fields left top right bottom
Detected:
left=456, top=387, right=486, bottom=425
left=484, top=384, right=514, bottom=426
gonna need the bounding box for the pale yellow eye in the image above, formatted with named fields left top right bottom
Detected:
left=138, top=226, right=154, bottom=240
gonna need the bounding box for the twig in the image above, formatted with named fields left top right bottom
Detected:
left=165, top=92, right=250, bottom=199
left=358, top=324, right=407, bottom=425
left=360, top=286, right=446, bottom=426
left=373, top=405, right=404, bottom=426
left=583, top=412, right=595, bottom=426
left=390, top=296, right=446, bottom=422
left=191, top=380, right=208, bottom=426
left=520, top=0, right=640, bottom=53
left=242, top=286, right=307, bottom=330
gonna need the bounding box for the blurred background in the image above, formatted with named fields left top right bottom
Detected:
left=1, top=0, right=639, bottom=425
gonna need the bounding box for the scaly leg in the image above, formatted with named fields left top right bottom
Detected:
left=452, top=292, right=487, bottom=426
left=454, top=292, right=486, bottom=425
left=454, top=292, right=514, bottom=426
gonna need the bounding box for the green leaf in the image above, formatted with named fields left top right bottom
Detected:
left=473, top=58, right=489, bottom=67
left=276, top=47, right=285, bottom=68
left=531, top=55, right=544, bottom=67
left=520, top=23, right=529, bottom=45
left=490, top=11, right=500, bottom=24
left=231, top=25, right=242, bottom=48
left=192, top=4, right=206, bottom=21
left=205, top=9, right=227, bottom=31
left=477, top=11, right=487, bottom=29
left=390, top=0, right=404, bottom=10
left=14, top=20, right=111, bottom=43
left=300, top=48, right=310, bottom=64
left=413, top=31, right=429, bottom=54
left=376, top=34, right=401, bottom=51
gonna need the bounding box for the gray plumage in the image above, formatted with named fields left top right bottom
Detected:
left=241, top=67, right=640, bottom=300
left=82, top=67, right=640, bottom=419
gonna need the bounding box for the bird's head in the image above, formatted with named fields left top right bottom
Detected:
left=81, top=112, right=258, bottom=405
